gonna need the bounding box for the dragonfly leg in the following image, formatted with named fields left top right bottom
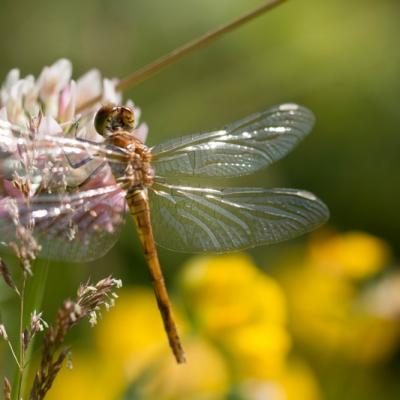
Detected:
left=63, top=138, right=107, bottom=188
left=127, top=188, right=186, bottom=364
left=70, top=161, right=108, bottom=189
left=65, top=155, right=93, bottom=169
left=63, top=138, right=95, bottom=169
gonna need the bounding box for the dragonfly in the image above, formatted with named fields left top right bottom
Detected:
left=0, top=102, right=329, bottom=363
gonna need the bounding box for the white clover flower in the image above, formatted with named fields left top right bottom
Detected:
left=0, top=59, right=148, bottom=244
left=0, top=58, right=148, bottom=143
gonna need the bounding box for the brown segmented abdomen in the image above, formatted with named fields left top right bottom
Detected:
left=126, top=188, right=186, bottom=363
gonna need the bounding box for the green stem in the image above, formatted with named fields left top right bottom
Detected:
left=11, top=261, right=49, bottom=400
left=7, top=341, right=21, bottom=368
left=16, top=277, right=26, bottom=400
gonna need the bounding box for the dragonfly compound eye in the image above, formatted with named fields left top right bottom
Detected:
left=94, top=105, right=135, bottom=135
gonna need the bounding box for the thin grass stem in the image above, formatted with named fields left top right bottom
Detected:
left=76, top=0, right=288, bottom=113
left=7, top=342, right=20, bottom=369
left=21, top=261, right=50, bottom=398
left=10, top=261, right=49, bottom=400
left=14, top=276, right=26, bottom=400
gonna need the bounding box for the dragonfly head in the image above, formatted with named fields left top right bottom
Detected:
left=94, top=104, right=135, bottom=136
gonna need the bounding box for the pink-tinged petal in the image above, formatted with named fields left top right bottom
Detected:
left=10, top=75, right=35, bottom=103
left=37, top=59, right=72, bottom=117
left=0, top=108, right=16, bottom=152
left=1, top=180, right=24, bottom=198
left=6, top=76, right=36, bottom=124
left=58, top=81, right=77, bottom=123
left=37, top=115, right=63, bottom=136
left=78, top=166, right=127, bottom=229
left=133, top=107, right=142, bottom=128
left=134, top=122, right=149, bottom=143
left=76, top=69, right=102, bottom=109
left=82, top=165, right=116, bottom=190
left=0, top=108, right=17, bottom=153
left=124, top=100, right=142, bottom=129
left=37, top=59, right=72, bottom=99
left=3, top=68, right=20, bottom=89
left=76, top=123, right=104, bottom=143
left=102, top=78, right=122, bottom=105
left=0, top=69, right=20, bottom=106
left=0, top=107, right=8, bottom=121
left=22, top=79, right=40, bottom=117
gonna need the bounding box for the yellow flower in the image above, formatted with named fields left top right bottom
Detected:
left=277, top=360, right=322, bottom=400
left=279, top=231, right=400, bottom=365
left=310, top=231, right=390, bottom=279
left=225, top=321, right=291, bottom=380
left=181, top=254, right=287, bottom=335
left=281, top=261, right=355, bottom=349
left=47, top=354, right=124, bottom=400
left=96, top=288, right=186, bottom=380
left=49, top=288, right=229, bottom=400
left=181, top=254, right=290, bottom=380
left=237, top=360, right=321, bottom=400
left=141, top=337, right=229, bottom=400
left=340, top=315, right=400, bottom=364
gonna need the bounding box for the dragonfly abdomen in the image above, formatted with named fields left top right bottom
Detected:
left=126, top=188, right=186, bottom=363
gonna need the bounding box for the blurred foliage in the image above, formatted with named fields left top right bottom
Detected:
left=0, top=0, right=400, bottom=399
left=45, top=233, right=400, bottom=400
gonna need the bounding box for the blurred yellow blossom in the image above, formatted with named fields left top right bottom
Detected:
left=181, top=254, right=291, bottom=380
left=96, top=288, right=186, bottom=380
left=340, top=315, right=400, bottom=364
left=181, top=254, right=287, bottom=335
left=280, top=231, right=400, bottom=365
left=140, top=337, right=229, bottom=400
left=40, top=234, right=400, bottom=399
left=225, top=321, right=291, bottom=379
left=50, top=289, right=229, bottom=400
left=277, top=360, right=321, bottom=400
left=310, top=231, right=390, bottom=279
left=281, top=260, right=355, bottom=351
left=47, top=354, right=123, bottom=400
left=236, top=360, right=321, bottom=400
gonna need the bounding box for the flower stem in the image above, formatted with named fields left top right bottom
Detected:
left=76, top=0, right=288, bottom=113
left=7, top=342, right=20, bottom=369
left=23, top=261, right=50, bottom=397
left=11, top=261, right=49, bottom=400
left=16, top=277, right=26, bottom=400
left=11, top=273, right=26, bottom=400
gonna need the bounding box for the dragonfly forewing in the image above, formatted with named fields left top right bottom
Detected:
left=151, top=103, right=315, bottom=179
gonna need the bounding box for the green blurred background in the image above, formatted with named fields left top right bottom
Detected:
left=0, top=0, right=399, bottom=399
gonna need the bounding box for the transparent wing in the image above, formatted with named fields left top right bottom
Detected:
left=149, top=182, right=329, bottom=253
left=0, top=119, right=131, bottom=177
left=0, top=119, right=129, bottom=262
left=0, top=118, right=130, bottom=200
left=151, top=103, right=314, bottom=179
left=0, top=183, right=127, bottom=262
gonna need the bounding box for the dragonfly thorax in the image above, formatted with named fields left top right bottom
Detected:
left=105, top=132, right=154, bottom=189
